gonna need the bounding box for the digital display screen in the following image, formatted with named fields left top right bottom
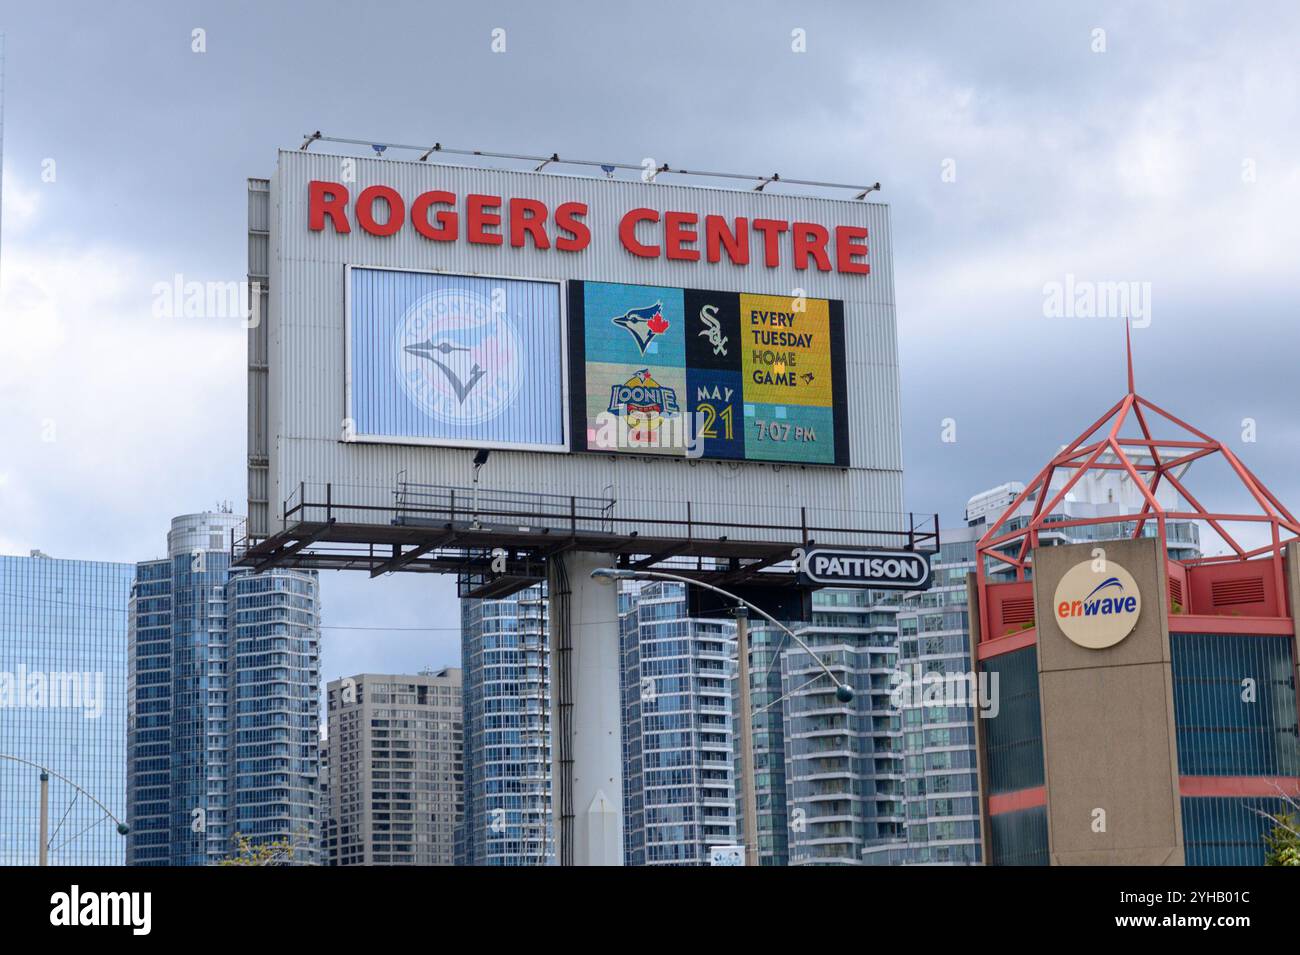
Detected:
left=347, top=267, right=566, bottom=450
left=345, top=269, right=847, bottom=465
left=568, top=280, right=849, bottom=465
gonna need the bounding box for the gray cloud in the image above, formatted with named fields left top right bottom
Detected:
left=1, top=0, right=1296, bottom=671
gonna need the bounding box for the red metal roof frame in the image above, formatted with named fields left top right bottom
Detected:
left=975, top=324, right=1300, bottom=637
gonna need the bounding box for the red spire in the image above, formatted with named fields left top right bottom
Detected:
left=1125, top=319, right=1135, bottom=395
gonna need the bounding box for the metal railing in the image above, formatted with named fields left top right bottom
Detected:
left=393, top=482, right=615, bottom=534
left=267, top=480, right=939, bottom=551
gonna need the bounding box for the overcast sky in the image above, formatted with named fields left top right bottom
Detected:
left=1, top=0, right=1297, bottom=682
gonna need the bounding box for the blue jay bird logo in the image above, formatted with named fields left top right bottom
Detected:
left=403, top=339, right=486, bottom=404
left=612, top=302, right=669, bottom=355
left=392, top=287, right=523, bottom=427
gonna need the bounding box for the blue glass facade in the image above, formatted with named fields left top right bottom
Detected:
left=980, top=633, right=1298, bottom=866
left=619, top=589, right=646, bottom=866
left=0, top=554, right=134, bottom=865
left=126, top=558, right=172, bottom=862
left=127, top=513, right=320, bottom=865
left=782, top=592, right=903, bottom=865
left=227, top=572, right=321, bottom=853
left=981, top=645, right=1050, bottom=866
left=458, top=587, right=551, bottom=865
left=1171, top=633, right=1298, bottom=866
left=870, top=529, right=983, bottom=866
left=981, top=646, right=1044, bottom=795
left=1182, top=796, right=1292, bottom=866
left=988, top=804, right=1049, bottom=866
left=735, top=621, right=790, bottom=865
left=1170, top=633, right=1299, bottom=777
left=620, top=581, right=736, bottom=865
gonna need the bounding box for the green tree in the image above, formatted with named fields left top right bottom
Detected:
left=1263, top=812, right=1300, bottom=867
left=219, top=832, right=297, bottom=866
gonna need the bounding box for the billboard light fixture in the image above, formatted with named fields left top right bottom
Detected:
left=470, top=449, right=492, bottom=528
left=299, top=133, right=882, bottom=199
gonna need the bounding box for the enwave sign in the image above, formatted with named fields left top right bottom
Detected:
left=1052, top=559, right=1142, bottom=649
left=797, top=547, right=932, bottom=590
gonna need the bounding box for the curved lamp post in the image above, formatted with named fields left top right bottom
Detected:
left=591, top=566, right=853, bottom=865
left=591, top=567, right=853, bottom=699
left=0, top=753, right=129, bottom=865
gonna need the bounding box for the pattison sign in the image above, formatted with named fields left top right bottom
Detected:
left=797, top=547, right=932, bottom=590
left=1052, top=559, right=1142, bottom=649
left=306, top=180, right=872, bottom=274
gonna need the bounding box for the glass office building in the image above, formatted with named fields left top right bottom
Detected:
left=0, top=552, right=135, bottom=865
left=620, top=588, right=646, bottom=866
left=866, top=526, right=983, bottom=866
left=620, top=581, right=737, bottom=865
left=782, top=590, right=903, bottom=865
left=460, top=580, right=739, bottom=866
left=458, top=586, right=551, bottom=865
left=127, top=511, right=321, bottom=865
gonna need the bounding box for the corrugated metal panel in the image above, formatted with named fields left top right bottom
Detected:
left=259, top=151, right=904, bottom=540
left=247, top=234, right=269, bottom=278
left=247, top=179, right=271, bottom=535
left=247, top=178, right=270, bottom=232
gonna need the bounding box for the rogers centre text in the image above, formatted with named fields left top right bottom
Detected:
left=307, top=180, right=871, bottom=274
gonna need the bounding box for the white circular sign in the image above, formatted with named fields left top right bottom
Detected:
left=1052, top=559, right=1142, bottom=649
left=393, top=287, right=523, bottom=426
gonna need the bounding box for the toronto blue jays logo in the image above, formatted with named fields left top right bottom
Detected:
left=612, top=302, right=670, bottom=354
left=393, top=287, right=522, bottom=425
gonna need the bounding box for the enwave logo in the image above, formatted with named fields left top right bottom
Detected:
left=1057, top=576, right=1138, bottom=619
left=1053, top=559, right=1142, bottom=649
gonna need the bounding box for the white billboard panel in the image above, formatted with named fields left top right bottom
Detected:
left=248, top=150, right=903, bottom=544
left=346, top=267, right=567, bottom=452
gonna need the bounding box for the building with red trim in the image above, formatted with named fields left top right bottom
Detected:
left=971, top=335, right=1300, bottom=865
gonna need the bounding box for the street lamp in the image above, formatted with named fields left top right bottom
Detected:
left=0, top=754, right=130, bottom=865
left=591, top=566, right=854, bottom=866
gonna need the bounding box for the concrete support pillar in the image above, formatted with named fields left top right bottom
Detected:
left=548, top=551, right=623, bottom=866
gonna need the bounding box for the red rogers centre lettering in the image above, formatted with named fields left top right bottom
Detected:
left=307, top=180, right=870, bottom=275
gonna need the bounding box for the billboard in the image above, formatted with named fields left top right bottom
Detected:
left=247, top=150, right=902, bottom=543
left=569, top=280, right=848, bottom=465
left=347, top=267, right=566, bottom=451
